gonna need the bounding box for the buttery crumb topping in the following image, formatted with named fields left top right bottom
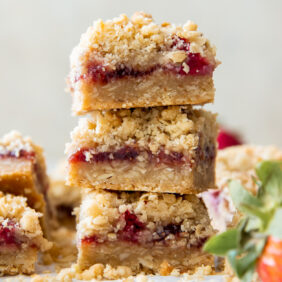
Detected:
left=217, top=145, right=282, bottom=194
left=0, top=191, right=42, bottom=234
left=0, top=131, right=34, bottom=156
left=77, top=189, right=213, bottom=242
left=66, top=106, right=217, bottom=154
left=0, top=130, right=45, bottom=162
left=69, top=12, right=217, bottom=82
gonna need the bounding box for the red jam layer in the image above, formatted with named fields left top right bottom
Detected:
left=69, top=146, right=187, bottom=167
left=0, top=149, right=35, bottom=160
left=0, top=221, right=22, bottom=248
left=81, top=210, right=209, bottom=247
left=81, top=210, right=145, bottom=245
left=118, top=210, right=145, bottom=243
left=69, top=144, right=215, bottom=167
left=76, top=36, right=214, bottom=84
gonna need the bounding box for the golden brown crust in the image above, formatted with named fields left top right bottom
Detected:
left=77, top=242, right=214, bottom=275
left=67, top=160, right=215, bottom=194
left=71, top=73, right=215, bottom=114
left=0, top=248, right=38, bottom=276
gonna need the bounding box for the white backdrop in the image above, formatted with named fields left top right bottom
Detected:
left=0, top=0, right=281, bottom=162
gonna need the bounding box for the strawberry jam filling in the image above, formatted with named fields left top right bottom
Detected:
left=0, top=149, right=35, bottom=160
left=81, top=210, right=208, bottom=247
left=69, top=144, right=215, bottom=167
left=117, top=210, right=145, bottom=243
left=0, top=221, right=23, bottom=248
left=76, top=36, right=214, bottom=84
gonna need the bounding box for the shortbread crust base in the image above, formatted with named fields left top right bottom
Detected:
left=0, top=248, right=37, bottom=276
left=67, top=160, right=215, bottom=194
left=72, top=73, right=214, bottom=114
left=78, top=241, right=214, bottom=274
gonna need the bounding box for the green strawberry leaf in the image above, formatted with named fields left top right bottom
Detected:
left=227, top=239, right=265, bottom=281
left=237, top=218, right=254, bottom=249
left=229, top=180, right=262, bottom=209
left=203, top=229, right=238, bottom=256
left=256, top=161, right=282, bottom=205
left=227, top=249, right=255, bottom=282
left=229, top=180, right=263, bottom=213
left=239, top=204, right=272, bottom=230
left=266, top=207, right=282, bottom=239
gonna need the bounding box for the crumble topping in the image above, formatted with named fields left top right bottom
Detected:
left=0, top=131, right=35, bottom=157
left=0, top=191, right=42, bottom=235
left=77, top=189, right=213, bottom=243
left=0, top=192, right=51, bottom=253
left=69, top=12, right=218, bottom=87
left=66, top=106, right=217, bottom=155
left=216, top=145, right=282, bottom=194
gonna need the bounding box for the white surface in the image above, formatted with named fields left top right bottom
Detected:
left=0, top=0, right=282, bottom=162
left=0, top=261, right=227, bottom=281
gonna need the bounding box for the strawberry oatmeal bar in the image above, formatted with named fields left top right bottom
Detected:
left=0, top=192, right=51, bottom=275
left=0, top=131, right=49, bottom=216
left=76, top=189, right=215, bottom=274
left=68, top=12, right=218, bottom=114
left=202, top=145, right=282, bottom=232
left=66, top=106, right=217, bottom=194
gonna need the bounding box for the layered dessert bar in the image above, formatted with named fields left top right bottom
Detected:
left=0, top=191, right=51, bottom=275
left=66, top=106, right=217, bottom=194
left=202, top=145, right=282, bottom=232
left=0, top=131, right=50, bottom=232
left=48, top=160, right=81, bottom=222
left=68, top=12, right=218, bottom=114
left=76, top=189, right=215, bottom=274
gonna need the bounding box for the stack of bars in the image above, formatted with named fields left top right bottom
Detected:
left=0, top=131, right=51, bottom=275
left=66, top=12, right=219, bottom=275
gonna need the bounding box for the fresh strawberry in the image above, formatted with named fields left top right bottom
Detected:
left=217, top=128, right=243, bottom=150
left=204, top=161, right=282, bottom=282
left=257, top=236, right=282, bottom=282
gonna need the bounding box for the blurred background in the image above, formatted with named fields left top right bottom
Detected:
left=0, top=0, right=281, bottom=163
